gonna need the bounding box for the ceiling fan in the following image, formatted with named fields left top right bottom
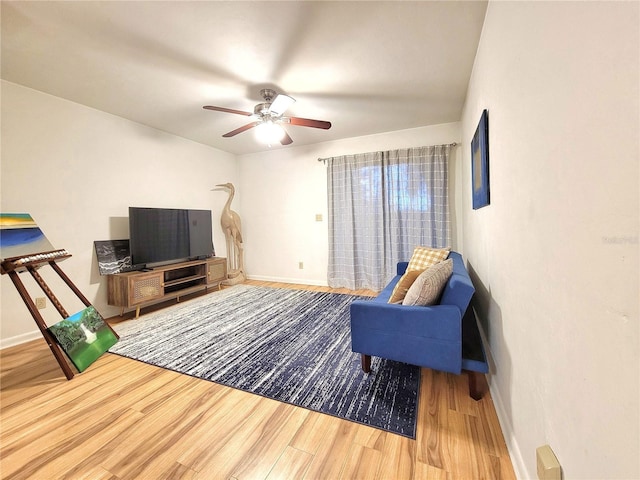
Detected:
left=203, top=89, right=331, bottom=145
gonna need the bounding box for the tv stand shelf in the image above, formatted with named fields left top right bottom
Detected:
left=107, top=257, right=226, bottom=318
left=165, top=273, right=206, bottom=287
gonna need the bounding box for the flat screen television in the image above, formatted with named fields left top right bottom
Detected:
left=129, top=207, right=214, bottom=267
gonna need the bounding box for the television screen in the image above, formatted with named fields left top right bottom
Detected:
left=129, top=207, right=214, bottom=267
left=187, top=209, right=214, bottom=259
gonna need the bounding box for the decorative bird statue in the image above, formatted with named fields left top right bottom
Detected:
left=214, top=183, right=246, bottom=285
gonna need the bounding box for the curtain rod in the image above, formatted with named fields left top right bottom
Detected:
left=317, top=142, right=459, bottom=162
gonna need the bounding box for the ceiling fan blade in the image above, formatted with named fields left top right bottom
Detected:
left=222, top=122, right=260, bottom=137
left=280, top=130, right=293, bottom=145
left=203, top=105, right=253, bottom=116
left=270, top=94, right=296, bottom=116
left=288, top=116, right=332, bottom=130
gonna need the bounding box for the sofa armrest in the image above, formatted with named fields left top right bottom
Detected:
left=350, top=301, right=462, bottom=341
left=397, top=262, right=409, bottom=275
left=350, top=300, right=463, bottom=374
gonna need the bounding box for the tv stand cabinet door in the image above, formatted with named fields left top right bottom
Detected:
left=206, top=257, right=227, bottom=286
left=128, top=272, right=164, bottom=306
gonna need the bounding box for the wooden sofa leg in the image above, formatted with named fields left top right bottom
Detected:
left=467, top=370, right=487, bottom=401
left=361, top=354, right=371, bottom=373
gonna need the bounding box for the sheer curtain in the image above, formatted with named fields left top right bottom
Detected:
left=324, top=145, right=451, bottom=291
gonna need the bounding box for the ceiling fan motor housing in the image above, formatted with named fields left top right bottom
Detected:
left=259, top=88, right=277, bottom=102
left=254, top=103, right=273, bottom=116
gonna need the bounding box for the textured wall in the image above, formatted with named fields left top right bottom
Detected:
left=237, top=122, right=462, bottom=286
left=460, top=2, right=639, bottom=478
left=1, top=81, right=238, bottom=346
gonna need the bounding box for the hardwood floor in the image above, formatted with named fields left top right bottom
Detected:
left=0, top=281, right=515, bottom=480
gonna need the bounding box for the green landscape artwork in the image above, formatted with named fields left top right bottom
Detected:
left=48, top=306, right=118, bottom=372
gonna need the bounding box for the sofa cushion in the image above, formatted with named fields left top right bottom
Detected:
left=387, top=269, right=425, bottom=304
left=406, top=246, right=450, bottom=272
left=402, top=259, right=453, bottom=306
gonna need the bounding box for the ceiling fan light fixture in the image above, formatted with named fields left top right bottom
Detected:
left=204, top=89, right=330, bottom=145
left=255, top=121, right=285, bottom=144
left=270, top=94, right=296, bottom=116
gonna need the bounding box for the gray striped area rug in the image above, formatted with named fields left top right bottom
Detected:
left=109, top=284, right=420, bottom=438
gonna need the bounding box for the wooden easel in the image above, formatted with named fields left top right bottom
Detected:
left=1, top=249, right=119, bottom=380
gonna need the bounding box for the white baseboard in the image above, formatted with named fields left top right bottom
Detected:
left=474, top=310, right=528, bottom=479
left=0, top=330, right=42, bottom=350
left=488, top=377, right=529, bottom=480
left=246, top=274, right=328, bottom=287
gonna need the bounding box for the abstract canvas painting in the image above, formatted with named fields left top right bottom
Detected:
left=94, top=239, right=132, bottom=275
left=471, top=109, right=490, bottom=209
left=48, top=306, right=119, bottom=372
left=0, top=213, right=56, bottom=259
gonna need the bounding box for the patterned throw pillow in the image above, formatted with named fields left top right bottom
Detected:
left=402, top=259, right=453, bottom=306
left=406, top=246, right=450, bottom=272
left=388, top=269, right=425, bottom=304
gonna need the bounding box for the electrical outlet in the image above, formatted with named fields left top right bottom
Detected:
left=315, top=214, right=323, bottom=222
left=36, top=297, right=46, bottom=309
left=299, top=262, right=304, bottom=269
left=537, top=445, right=561, bottom=480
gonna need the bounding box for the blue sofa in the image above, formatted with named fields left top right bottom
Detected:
left=350, top=251, right=489, bottom=399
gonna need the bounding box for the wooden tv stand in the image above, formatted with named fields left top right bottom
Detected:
left=107, top=257, right=227, bottom=318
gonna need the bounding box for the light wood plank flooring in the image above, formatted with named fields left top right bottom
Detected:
left=0, top=281, right=515, bottom=479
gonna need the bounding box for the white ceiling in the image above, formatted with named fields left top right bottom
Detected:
left=1, top=1, right=487, bottom=155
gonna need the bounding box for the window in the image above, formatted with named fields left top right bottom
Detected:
left=325, top=145, right=451, bottom=290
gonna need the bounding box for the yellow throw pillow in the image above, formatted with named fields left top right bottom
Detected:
left=406, top=246, right=450, bottom=272
left=388, top=269, right=425, bottom=304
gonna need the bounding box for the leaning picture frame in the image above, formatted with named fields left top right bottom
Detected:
left=48, top=306, right=118, bottom=372
left=471, top=109, right=490, bottom=209
left=94, top=239, right=131, bottom=275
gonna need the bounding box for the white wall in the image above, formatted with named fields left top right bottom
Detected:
left=237, top=122, right=462, bottom=286
left=1, top=81, right=238, bottom=347
left=461, top=2, right=639, bottom=479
